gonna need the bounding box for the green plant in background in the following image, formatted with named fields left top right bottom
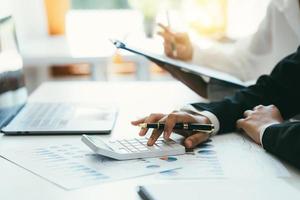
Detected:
left=71, top=0, right=183, bottom=37
left=128, top=0, right=160, bottom=20
left=128, top=0, right=161, bottom=37
left=128, top=0, right=182, bottom=18
left=128, top=0, right=183, bottom=37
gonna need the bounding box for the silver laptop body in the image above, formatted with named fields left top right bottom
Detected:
left=0, top=16, right=117, bottom=135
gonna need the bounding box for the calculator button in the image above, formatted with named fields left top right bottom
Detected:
left=138, top=147, right=149, bottom=151
left=127, top=147, right=136, bottom=151
left=119, top=141, right=127, bottom=145
left=133, top=144, right=143, bottom=148
left=156, top=144, right=167, bottom=149
left=147, top=146, right=156, bottom=150
left=124, top=139, right=133, bottom=143
left=139, top=139, right=148, bottom=143
left=118, top=148, right=129, bottom=154
left=153, top=145, right=161, bottom=150
left=165, top=140, right=176, bottom=145
left=118, top=144, right=131, bottom=152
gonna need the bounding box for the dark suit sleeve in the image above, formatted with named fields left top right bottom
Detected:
left=263, top=122, right=300, bottom=168
left=191, top=47, right=300, bottom=133
left=190, top=47, right=300, bottom=168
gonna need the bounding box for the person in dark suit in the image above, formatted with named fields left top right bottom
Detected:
left=132, top=46, right=300, bottom=169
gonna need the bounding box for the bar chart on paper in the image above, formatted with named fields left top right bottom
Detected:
left=159, top=133, right=290, bottom=179
left=0, top=134, right=290, bottom=189
left=159, top=138, right=224, bottom=179
left=0, top=142, right=181, bottom=190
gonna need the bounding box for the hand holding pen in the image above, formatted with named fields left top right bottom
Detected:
left=157, top=23, right=193, bottom=61
left=138, top=122, right=214, bottom=133
left=131, top=111, right=213, bottom=149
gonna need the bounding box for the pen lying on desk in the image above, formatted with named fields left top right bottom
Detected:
left=138, top=123, right=214, bottom=133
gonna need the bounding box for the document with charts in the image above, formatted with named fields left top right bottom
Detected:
left=158, top=133, right=290, bottom=179
left=0, top=133, right=289, bottom=190
left=0, top=141, right=181, bottom=190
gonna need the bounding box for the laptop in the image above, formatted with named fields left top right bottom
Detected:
left=0, top=16, right=117, bottom=135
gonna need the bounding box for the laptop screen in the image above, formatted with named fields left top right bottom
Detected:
left=0, top=16, right=27, bottom=128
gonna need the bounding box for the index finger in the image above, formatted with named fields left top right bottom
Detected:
left=131, top=117, right=147, bottom=126
left=157, top=31, right=173, bottom=43
left=184, top=132, right=209, bottom=148
left=147, top=129, right=163, bottom=146
left=147, top=115, right=168, bottom=146
left=158, top=23, right=171, bottom=33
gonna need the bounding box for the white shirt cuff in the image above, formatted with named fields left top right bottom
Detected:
left=259, top=122, right=279, bottom=148
left=180, top=105, right=220, bottom=136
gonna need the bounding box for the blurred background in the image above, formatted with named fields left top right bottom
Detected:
left=0, top=0, right=270, bottom=93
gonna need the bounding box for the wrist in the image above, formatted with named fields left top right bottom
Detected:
left=259, top=122, right=281, bottom=147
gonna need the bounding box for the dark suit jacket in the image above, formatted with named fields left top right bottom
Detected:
left=191, top=47, right=300, bottom=169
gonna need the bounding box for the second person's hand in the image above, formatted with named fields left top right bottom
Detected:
left=131, top=111, right=211, bottom=148
left=236, top=105, right=283, bottom=144
left=158, top=23, right=193, bottom=61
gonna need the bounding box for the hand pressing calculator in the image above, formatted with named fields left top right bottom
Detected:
left=81, top=135, right=185, bottom=160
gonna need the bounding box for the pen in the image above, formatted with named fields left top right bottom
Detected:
left=166, top=11, right=177, bottom=57
left=138, top=123, right=214, bottom=133
left=166, top=10, right=171, bottom=28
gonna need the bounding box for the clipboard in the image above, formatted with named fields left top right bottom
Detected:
left=112, top=40, right=251, bottom=88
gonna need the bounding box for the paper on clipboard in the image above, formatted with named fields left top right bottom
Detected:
left=112, top=40, right=252, bottom=88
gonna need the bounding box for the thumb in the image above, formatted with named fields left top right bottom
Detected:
left=184, top=133, right=209, bottom=148
left=236, top=118, right=245, bottom=129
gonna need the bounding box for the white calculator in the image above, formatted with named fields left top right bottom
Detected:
left=81, top=135, right=185, bottom=160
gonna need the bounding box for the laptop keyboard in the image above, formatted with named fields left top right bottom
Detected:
left=17, top=103, right=74, bottom=128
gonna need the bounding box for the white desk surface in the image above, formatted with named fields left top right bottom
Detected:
left=0, top=81, right=300, bottom=200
